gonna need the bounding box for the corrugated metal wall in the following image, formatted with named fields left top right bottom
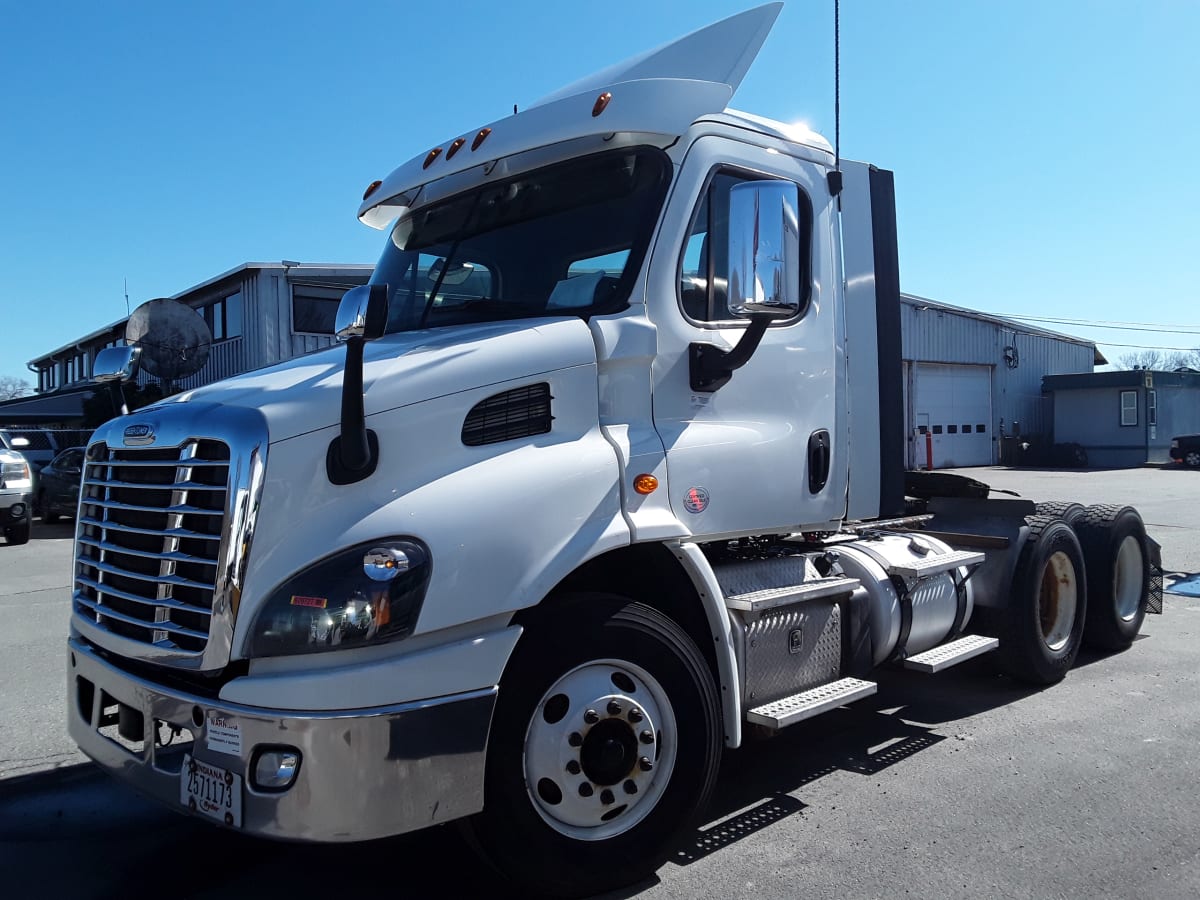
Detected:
left=900, top=297, right=1094, bottom=461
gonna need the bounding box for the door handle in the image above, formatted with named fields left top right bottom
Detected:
left=808, top=429, right=830, bottom=494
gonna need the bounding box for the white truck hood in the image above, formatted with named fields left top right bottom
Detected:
left=160, top=317, right=598, bottom=444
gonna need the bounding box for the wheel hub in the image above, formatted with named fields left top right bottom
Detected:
left=523, top=660, right=675, bottom=840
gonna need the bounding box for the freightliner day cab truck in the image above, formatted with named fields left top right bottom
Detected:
left=69, top=6, right=1160, bottom=896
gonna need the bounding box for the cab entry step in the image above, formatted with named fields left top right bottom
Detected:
left=887, top=550, right=985, bottom=581
left=745, top=677, right=877, bottom=730
left=902, top=634, right=999, bottom=673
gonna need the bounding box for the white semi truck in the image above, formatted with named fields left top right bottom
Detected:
left=68, top=6, right=1159, bottom=896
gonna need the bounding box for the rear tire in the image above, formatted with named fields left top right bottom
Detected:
left=467, top=596, right=721, bottom=898
left=997, top=515, right=1086, bottom=685
left=1034, top=501, right=1085, bottom=525
left=1077, top=505, right=1150, bottom=651
left=4, top=520, right=31, bottom=545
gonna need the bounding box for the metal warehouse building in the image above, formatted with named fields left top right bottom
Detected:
left=899, top=294, right=1101, bottom=469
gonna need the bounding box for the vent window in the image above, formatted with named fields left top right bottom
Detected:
left=462, top=383, right=553, bottom=447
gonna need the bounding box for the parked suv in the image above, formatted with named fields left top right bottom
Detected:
left=1169, top=434, right=1200, bottom=467
left=0, top=448, right=33, bottom=545
left=0, top=428, right=60, bottom=474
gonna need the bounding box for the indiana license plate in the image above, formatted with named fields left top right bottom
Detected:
left=181, top=754, right=242, bottom=827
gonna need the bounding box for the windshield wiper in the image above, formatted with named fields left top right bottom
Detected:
left=418, top=190, right=485, bottom=329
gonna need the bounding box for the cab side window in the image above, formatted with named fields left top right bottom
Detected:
left=680, top=170, right=809, bottom=323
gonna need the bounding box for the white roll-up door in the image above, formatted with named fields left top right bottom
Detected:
left=913, top=363, right=993, bottom=468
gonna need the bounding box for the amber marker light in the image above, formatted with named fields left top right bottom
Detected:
left=471, top=127, right=492, bottom=151
left=446, top=137, right=467, bottom=159
left=362, top=180, right=382, bottom=201
left=592, top=91, right=612, bottom=117
left=423, top=147, right=443, bottom=169
left=633, top=474, right=658, bottom=495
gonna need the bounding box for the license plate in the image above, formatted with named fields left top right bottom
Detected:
left=181, top=754, right=242, bottom=827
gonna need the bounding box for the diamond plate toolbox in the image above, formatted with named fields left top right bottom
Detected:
left=738, top=602, right=842, bottom=707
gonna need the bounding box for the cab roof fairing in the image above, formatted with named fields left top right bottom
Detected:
left=357, top=78, right=731, bottom=230
left=357, top=2, right=784, bottom=230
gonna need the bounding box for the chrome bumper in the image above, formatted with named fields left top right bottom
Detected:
left=67, top=638, right=496, bottom=842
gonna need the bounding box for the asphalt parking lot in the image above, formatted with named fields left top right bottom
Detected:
left=1, top=465, right=1198, bottom=898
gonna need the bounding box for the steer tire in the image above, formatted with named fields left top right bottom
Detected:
left=1076, top=504, right=1150, bottom=651
left=4, top=520, right=31, bottom=545
left=466, top=596, right=721, bottom=898
left=997, top=515, right=1087, bottom=685
left=1034, top=501, right=1086, bottom=526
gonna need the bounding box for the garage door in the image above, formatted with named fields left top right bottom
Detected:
left=914, top=363, right=992, bottom=468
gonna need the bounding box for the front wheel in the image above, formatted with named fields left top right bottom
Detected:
left=3, top=520, right=31, bottom=545
left=467, top=597, right=721, bottom=898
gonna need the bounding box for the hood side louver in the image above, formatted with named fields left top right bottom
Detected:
left=462, top=383, right=554, bottom=447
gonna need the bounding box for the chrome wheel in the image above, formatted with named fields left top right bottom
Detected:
left=524, top=659, right=676, bottom=841
left=1186, top=450, right=1200, bottom=467
left=1112, top=534, right=1144, bottom=621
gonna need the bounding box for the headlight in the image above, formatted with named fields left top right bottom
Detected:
left=0, top=460, right=30, bottom=488
left=247, top=538, right=431, bottom=658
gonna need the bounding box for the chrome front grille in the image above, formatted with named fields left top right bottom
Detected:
left=74, top=440, right=231, bottom=655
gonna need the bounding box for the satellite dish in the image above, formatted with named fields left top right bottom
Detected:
left=125, top=298, right=213, bottom=390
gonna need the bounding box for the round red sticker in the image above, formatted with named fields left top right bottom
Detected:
left=683, top=487, right=710, bottom=514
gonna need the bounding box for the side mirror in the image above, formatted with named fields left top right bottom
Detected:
left=726, top=180, right=802, bottom=319
left=335, top=284, right=390, bottom=342
left=328, top=284, right=390, bottom=485
left=93, top=346, right=142, bottom=383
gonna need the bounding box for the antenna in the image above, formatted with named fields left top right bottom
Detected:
left=124, top=278, right=130, bottom=316
left=834, top=0, right=840, bottom=172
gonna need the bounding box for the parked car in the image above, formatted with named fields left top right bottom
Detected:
left=1169, top=434, right=1200, bottom=468
left=0, top=428, right=59, bottom=473
left=0, top=448, right=33, bottom=544
left=37, top=446, right=85, bottom=522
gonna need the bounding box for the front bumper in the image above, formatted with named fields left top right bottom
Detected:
left=67, top=638, right=496, bottom=842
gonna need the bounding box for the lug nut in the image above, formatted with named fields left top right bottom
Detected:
left=639, top=729, right=654, bottom=744
left=566, top=760, right=581, bottom=775
left=578, top=782, right=594, bottom=798
left=628, top=707, right=643, bottom=723
left=639, top=756, right=653, bottom=772
left=568, top=732, right=583, bottom=747
left=607, top=700, right=622, bottom=716
left=623, top=779, right=638, bottom=795
left=584, top=709, right=600, bottom=725
left=600, top=788, right=615, bottom=805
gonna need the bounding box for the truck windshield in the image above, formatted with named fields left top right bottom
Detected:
left=371, top=147, right=670, bottom=333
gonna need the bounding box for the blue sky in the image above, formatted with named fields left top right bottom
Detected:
left=2, top=0, right=1198, bottom=383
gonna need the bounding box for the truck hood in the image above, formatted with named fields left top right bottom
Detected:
left=154, top=317, right=598, bottom=444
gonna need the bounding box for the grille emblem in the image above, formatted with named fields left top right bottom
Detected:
left=123, top=423, right=155, bottom=446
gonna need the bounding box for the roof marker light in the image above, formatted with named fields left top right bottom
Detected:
left=472, top=128, right=492, bottom=151
left=423, top=147, right=443, bottom=169
left=362, top=180, right=382, bottom=201
left=592, top=91, right=613, bottom=117
left=633, top=474, right=658, bottom=495
left=446, top=137, right=467, bottom=160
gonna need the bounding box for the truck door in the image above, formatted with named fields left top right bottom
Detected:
left=646, top=137, right=846, bottom=538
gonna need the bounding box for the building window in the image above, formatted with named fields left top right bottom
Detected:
left=1148, top=390, right=1157, bottom=427
left=199, top=291, right=243, bottom=341
left=1120, top=390, right=1138, bottom=426
left=292, top=285, right=352, bottom=335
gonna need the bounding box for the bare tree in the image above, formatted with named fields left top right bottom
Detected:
left=0, top=375, right=33, bottom=400
left=1118, top=350, right=1195, bottom=370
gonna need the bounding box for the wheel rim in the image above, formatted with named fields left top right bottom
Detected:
left=1187, top=451, right=1200, bottom=467
left=523, top=659, right=677, bottom=841
left=1038, top=550, right=1078, bottom=651
left=1112, top=534, right=1144, bottom=621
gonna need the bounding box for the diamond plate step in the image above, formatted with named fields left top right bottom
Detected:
left=902, top=634, right=999, bottom=673
left=724, top=577, right=860, bottom=614
left=887, top=550, right=985, bottom=580
left=745, top=677, right=877, bottom=730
